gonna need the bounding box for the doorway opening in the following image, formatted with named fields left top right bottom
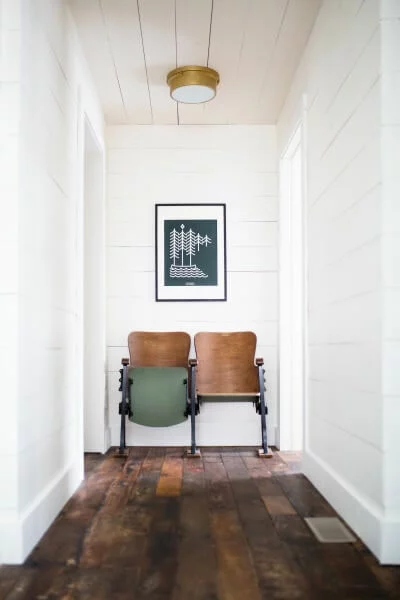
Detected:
left=278, top=124, right=306, bottom=451
left=82, top=117, right=107, bottom=452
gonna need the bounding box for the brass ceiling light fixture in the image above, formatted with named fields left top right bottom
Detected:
left=166, top=65, right=220, bottom=104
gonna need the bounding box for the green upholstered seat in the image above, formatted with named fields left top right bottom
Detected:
left=128, top=366, right=188, bottom=427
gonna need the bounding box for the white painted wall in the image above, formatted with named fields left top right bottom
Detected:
left=0, top=0, right=20, bottom=560
left=83, top=121, right=107, bottom=453
left=380, top=0, right=400, bottom=564
left=279, top=125, right=305, bottom=451
left=0, top=0, right=104, bottom=564
left=106, top=125, right=278, bottom=448
left=278, top=0, right=400, bottom=564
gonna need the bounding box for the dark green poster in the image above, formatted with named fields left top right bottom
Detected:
left=164, top=220, right=218, bottom=286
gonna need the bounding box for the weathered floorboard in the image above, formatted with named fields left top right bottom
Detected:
left=0, top=448, right=398, bottom=600
left=172, top=457, right=218, bottom=600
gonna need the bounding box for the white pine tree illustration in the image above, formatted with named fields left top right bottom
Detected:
left=179, top=224, right=185, bottom=266
left=203, top=234, right=212, bottom=247
left=169, top=224, right=212, bottom=274
left=195, top=232, right=202, bottom=252
left=185, top=228, right=196, bottom=266
left=169, top=229, right=179, bottom=266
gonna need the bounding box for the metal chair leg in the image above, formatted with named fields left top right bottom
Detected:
left=187, top=360, right=201, bottom=457
left=116, top=358, right=130, bottom=457
left=257, top=361, right=272, bottom=458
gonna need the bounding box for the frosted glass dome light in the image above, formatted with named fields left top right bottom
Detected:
left=167, top=66, right=220, bottom=104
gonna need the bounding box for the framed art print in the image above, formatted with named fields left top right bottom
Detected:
left=155, top=203, right=227, bottom=301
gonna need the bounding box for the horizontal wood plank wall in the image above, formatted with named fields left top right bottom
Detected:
left=380, top=0, right=400, bottom=564
left=279, top=0, right=382, bottom=502
left=0, top=1, right=105, bottom=564
left=106, top=125, right=278, bottom=447
left=277, top=0, right=400, bottom=564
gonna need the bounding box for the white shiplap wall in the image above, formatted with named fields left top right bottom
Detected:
left=278, top=0, right=400, bottom=564
left=380, top=0, right=400, bottom=563
left=106, top=125, right=278, bottom=447
left=0, top=0, right=20, bottom=551
left=0, top=0, right=104, bottom=564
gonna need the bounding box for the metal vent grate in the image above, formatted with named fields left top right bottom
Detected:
left=305, top=517, right=356, bottom=543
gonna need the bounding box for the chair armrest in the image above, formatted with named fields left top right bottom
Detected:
left=255, top=357, right=264, bottom=366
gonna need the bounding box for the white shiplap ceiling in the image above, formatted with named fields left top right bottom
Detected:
left=68, top=0, right=321, bottom=125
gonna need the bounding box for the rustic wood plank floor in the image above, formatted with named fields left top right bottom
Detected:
left=1, top=447, right=400, bottom=599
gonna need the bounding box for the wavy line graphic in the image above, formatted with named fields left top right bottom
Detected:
left=170, top=265, right=208, bottom=278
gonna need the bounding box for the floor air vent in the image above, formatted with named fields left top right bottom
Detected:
left=305, top=517, right=356, bottom=543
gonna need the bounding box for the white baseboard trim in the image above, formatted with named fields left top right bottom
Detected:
left=303, top=449, right=400, bottom=565
left=0, top=512, right=23, bottom=564
left=380, top=518, right=400, bottom=565
left=0, top=459, right=82, bottom=564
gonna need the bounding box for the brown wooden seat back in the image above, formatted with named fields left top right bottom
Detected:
left=128, top=331, right=190, bottom=368
left=194, top=331, right=259, bottom=395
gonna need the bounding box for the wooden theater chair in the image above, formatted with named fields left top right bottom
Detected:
left=188, top=331, right=272, bottom=457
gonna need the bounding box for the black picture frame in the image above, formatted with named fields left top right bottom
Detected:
left=155, top=203, right=227, bottom=302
